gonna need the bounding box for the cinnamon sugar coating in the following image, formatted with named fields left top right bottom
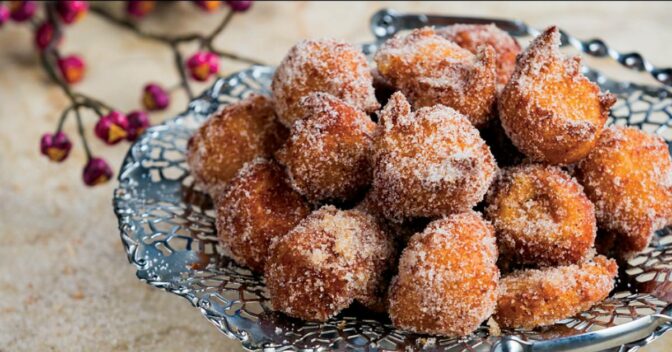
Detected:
left=498, top=26, right=616, bottom=165
left=370, top=92, right=497, bottom=221
left=575, top=126, right=672, bottom=259
left=485, top=164, right=596, bottom=267
left=374, top=27, right=497, bottom=127
left=388, top=211, right=500, bottom=336
left=186, top=94, right=288, bottom=195
left=215, top=158, right=311, bottom=273
left=437, top=23, right=521, bottom=89
left=272, top=39, right=379, bottom=127
left=494, top=256, right=617, bottom=329
left=275, top=93, right=376, bottom=203
left=265, top=206, right=395, bottom=321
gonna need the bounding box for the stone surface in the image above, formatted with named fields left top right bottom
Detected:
left=0, top=1, right=670, bottom=351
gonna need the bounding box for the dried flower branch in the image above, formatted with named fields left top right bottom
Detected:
left=3, top=0, right=258, bottom=186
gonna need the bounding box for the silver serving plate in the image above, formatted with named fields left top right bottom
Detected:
left=113, top=9, right=672, bottom=352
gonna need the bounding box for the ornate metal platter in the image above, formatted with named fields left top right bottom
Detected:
left=113, top=9, right=672, bottom=352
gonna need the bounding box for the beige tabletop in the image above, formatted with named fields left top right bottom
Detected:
left=1, top=1, right=671, bottom=351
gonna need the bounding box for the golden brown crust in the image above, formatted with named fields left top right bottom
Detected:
left=494, top=256, right=618, bottom=329
left=265, top=206, right=395, bottom=321
left=215, top=158, right=311, bottom=273
left=272, top=39, right=379, bottom=127
left=485, top=164, right=596, bottom=267
left=374, top=27, right=497, bottom=127
left=498, top=26, right=616, bottom=165
left=388, top=211, right=499, bottom=336
left=275, top=93, right=376, bottom=203
left=370, top=92, right=497, bottom=221
left=437, top=23, right=521, bottom=89
left=575, top=126, right=672, bottom=259
left=186, top=94, right=288, bottom=195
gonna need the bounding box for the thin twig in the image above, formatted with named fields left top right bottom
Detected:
left=172, top=42, right=194, bottom=100
left=88, top=5, right=202, bottom=44
left=74, top=107, right=92, bottom=160
left=56, top=103, right=77, bottom=132
left=41, top=4, right=108, bottom=116
left=208, top=48, right=265, bottom=66
left=75, top=95, right=113, bottom=112
left=40, top=2, right=263, bottom=164
left=203, top=10, right=234, bottom=47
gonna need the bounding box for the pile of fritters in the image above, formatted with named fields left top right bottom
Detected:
left=186, top=24, right=672, bottom=337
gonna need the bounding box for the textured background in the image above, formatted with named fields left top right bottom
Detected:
left=1, top=1, right=671, bottom=351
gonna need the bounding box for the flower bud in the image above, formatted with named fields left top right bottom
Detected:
left=95, top=111, right=129, bottom=145
left=126, top=110, right=150, bottom=141
left=0, top=5, right=10, bottom=27
left=126, top=0, right=155, bottom=18
left=194, top=1, right=222, bottom=12
left=40, top=131, right=72, bottom=162
left=57, top=55, right=86, bottom=84
left=35, top=22, right=57, bottom=50
left=56, top=0, right=89, bottom=24
left=226, top=0, right=252, bottom=12
left=9, top=1, right=37, bottom=22
left=142, top=83, right=170, bottom=111
left=83, top=157, right=113, bottom=186
left=186, top=51, right=219, bottom=82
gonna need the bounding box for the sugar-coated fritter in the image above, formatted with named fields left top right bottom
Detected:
left=575, top=126, right=672, bottom=259
left=272, top=39, right=379, bottom=127
left=485, top=164, right=596, bottom=267
left=388, top=211, right=500, bottom=336
left=215, top=158, right=311, bottom=273
left=276, top=93, right=376, bottom=203
left=371, top=92, right=497, bottom=221
left=498, top=26, right=616, bottom=164
left=374, top=27, right=497, bottom=127
left=494, top=256, right=617, bottom=329
left=437, top=23, right=521, bottom=89
left=265, top=206, right=395, bottom=321
left=187, top=94, right=287, bottom=195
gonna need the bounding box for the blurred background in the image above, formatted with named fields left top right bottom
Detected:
left=1, top=1, right=671, bottom=351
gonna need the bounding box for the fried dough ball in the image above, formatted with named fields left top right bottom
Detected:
left=437, top=23, right=521, bottom=88
left=215, top=158, right=311, bottom=273
left=374, top=27, right=497, bottom=127
left=494, top=255, right=617, bottom=329
left=498, top=26, right=616, bottom=165
left=186, top=94, right=288, bottom=195
left=275, top=93, right=376, bottom=203
left=265, top=206, right=395, bottom=321
left=485, top=164, right=596, bottom=267
left=575, top=126, right=672, bottom=259
left=388, top=211, right=500, bottom=336
left=370, top=92, right=497, bottom=221
left=272, top=39, right=379, bottom=127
